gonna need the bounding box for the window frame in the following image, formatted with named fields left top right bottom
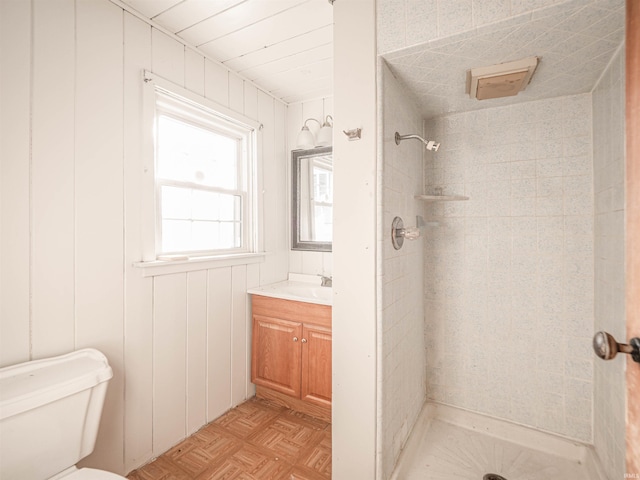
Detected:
left=139, top=71, right=263, bottom=269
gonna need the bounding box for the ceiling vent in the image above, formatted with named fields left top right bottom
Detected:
left=466, top=56, right=539, bottom=100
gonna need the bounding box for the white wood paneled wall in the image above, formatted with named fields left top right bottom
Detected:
left=287, top=96, right=334, bottom=277
left=0, top=0, right=288, bottom=475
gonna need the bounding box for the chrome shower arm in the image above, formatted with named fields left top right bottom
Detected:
left=395, top=132, right=440, bottom=151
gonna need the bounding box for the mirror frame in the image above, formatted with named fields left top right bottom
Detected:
left=291, top=146, right=333, bottom=252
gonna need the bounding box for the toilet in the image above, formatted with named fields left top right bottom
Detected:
left=0, top=348, right=127, bottom=479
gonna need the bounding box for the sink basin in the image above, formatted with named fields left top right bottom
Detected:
left=247, top=280, right=332, bottom=306
left=277, top=284, right=332, bottom=301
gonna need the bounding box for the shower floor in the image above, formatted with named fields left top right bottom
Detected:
left=391, top=404, right=604, bottom=480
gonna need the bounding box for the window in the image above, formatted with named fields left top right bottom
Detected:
left=143, top=73, right=259, bottom=261
left=306, top=155, right=333, bottom=242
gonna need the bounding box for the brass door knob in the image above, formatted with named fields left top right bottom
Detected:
left=592, top=331, right=640, bottom=363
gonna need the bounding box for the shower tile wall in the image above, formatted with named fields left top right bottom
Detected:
left=423, top=93, right=594, bottom=442
left=377, top=61, right=426, bottom=480
left=592, top=46, right=625, bottom=480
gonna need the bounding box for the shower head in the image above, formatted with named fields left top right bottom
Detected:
left=395, top=132, right=440, bottom=151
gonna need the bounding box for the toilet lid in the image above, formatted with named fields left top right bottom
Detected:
left=61, top=468, right=127, bottom=480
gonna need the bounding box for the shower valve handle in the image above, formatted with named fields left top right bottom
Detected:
left=592, top=331, right=640, bottom=363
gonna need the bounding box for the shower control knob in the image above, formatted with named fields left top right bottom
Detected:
left=592, top=331, right=640, bottom=363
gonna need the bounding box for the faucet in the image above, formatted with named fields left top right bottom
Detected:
left=320, top=275, right=332, bottom=287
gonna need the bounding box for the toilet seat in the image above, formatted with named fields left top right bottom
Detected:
left=57, top=468, right=127, bottom=480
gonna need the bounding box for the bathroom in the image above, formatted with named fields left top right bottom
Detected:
left=1, top=0, right=638, bottom=479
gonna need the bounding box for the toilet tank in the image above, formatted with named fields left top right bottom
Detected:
left=0, top=349, right=113, bottom=480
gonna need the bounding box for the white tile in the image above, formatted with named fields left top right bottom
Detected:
left=437, top=0, right=473, bottom=38
left=537, top=176, right=564, bottom=197
left=536, top=196, right=563, bottom=216
left=472, top=0, right=510, bottom=26
left=405, top=0, right=439, bottom=47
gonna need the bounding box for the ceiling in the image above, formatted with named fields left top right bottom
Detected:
left=122, top=0, right=334, bottom=104
left=383, top=0, right=625, bottom=118
left=121, top=0, right=624, bottom=113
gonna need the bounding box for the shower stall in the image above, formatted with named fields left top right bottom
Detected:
left=375, top=0, right=628, bottom=479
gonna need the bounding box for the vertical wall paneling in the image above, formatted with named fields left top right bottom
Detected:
left=74, top=0, right=125, bottom=472
left=185, top=48, right=205, bottom=96
left=258, top=92, right=278, bottom=284
left=204, top=59, right=229, bottom=107
left=229, top=74, right=244, bottom=114
left=1, top=0, right=294, bottom=473
left=231, top=265, right=249, bottom=404
left=187, top=270, right=208, bottom=435
left=245, top=264, right=261, bottom=397
left=250, top=85, right=264, bottom=257
left=0, top=0, right=31, bottom=366
left=321, top=93, right=334, bottom=290
left=321, top=96, right=334, bottom=282
left=151, top=29, right=185, bottom=86
left=274, top=100, right=288, bottom=282
left=123, top=12, right=154, bottom=472
left=30, top=0, right=76, bottom=360
left=153, top=273, right=187, bottom=455
left=206, top=267, right=232, bottom=421
left=123, top=12, right=154, bottom=471
left=244, top=83, right=259, bottom=119
left=290, top=250, right=304, bottom=273
left=287, top=101, right=303, bottom=272
left=286, top=101, right=303, bottom=153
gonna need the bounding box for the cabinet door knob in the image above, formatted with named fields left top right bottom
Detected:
left=293, top=337, right=298, bottom=342
left=301, top=338, right=307, bottom=343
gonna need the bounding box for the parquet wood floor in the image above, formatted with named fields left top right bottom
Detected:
left=127, top=397, right=331, bottom=480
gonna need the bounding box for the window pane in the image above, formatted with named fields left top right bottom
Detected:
left=313, top=165, right=333, bottom=202
left=159, top=185, right=243, bottom=253
left=218, top=193, right=235, bottom=221
left=191, top=190, right=220, bottom=220
left=161, top=186, right=192, bottom=219
left=313, top=205, right=332, bottom=242
left=162, top=220, right=191, bottom=253
left=191, top=221, right=218, bottom=251
left=219, top=222, right=235, bottom=249
left=157, top=115, right=237, bottom=189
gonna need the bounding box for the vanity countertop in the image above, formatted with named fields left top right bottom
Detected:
left=247, top=274, right=332, bottom=306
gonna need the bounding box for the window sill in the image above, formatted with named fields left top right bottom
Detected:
left=133, top=252, right=266, bottom=277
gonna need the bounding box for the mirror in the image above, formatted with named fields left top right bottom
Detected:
left=292, top=147, right=333, bottom=252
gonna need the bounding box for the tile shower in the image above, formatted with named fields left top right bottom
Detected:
left=423, top=92, right=595, bottom=442
left=376, top=1, right=627, bottom=478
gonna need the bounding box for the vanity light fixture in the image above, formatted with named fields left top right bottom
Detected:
left=296, top=115, right=333, bottom=149
left=316, top=115, right=333, bottom=147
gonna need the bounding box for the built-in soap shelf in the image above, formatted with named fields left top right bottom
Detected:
left=414, top=194, right=469, bottom=202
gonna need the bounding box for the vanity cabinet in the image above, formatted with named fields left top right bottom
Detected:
left=251, top=295, right=331, bottom=421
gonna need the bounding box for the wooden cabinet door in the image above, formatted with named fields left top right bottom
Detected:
left=301, top=324, right=332, bottom=407
left=251, top=315, right=302, bottom=398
